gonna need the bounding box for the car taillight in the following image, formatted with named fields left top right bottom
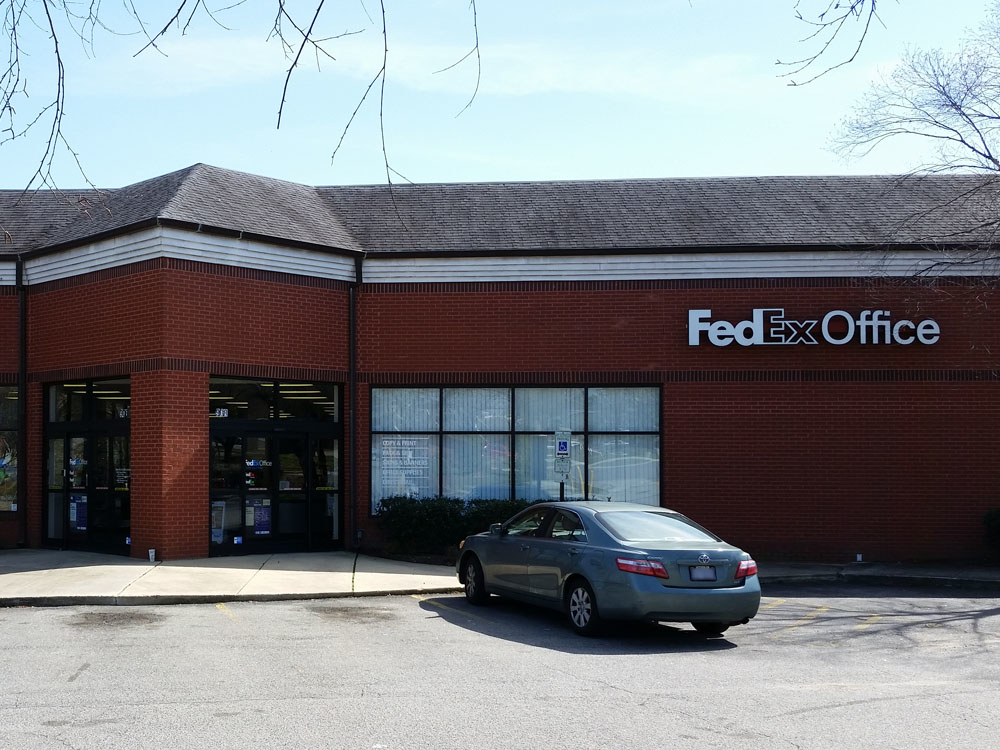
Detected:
left=735, top=559, right=758, bottom=579
left=616, top=557, right=669, bottom=579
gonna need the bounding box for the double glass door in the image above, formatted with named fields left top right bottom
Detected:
left=210, top=431, right=340, bottom=554
left=46, top=433, right=131, bottom=554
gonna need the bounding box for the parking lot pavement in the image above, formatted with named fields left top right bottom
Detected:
left=3, top=585, right=999, bottom=749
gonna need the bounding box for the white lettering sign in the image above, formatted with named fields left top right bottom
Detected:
left=689, top=309, right=940, bottom=347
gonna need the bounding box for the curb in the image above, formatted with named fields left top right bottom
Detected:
left=760, top=571, right=1000, bottom=592
left=0, top=586, right=466, bottom=608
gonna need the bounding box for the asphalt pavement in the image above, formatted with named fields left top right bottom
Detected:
left=0, top=548, right=998, bottom=607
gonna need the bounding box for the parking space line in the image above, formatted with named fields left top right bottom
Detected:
left=411, top=594, right=496, bottom=624
left=768, top=605, right=830, bottom=636
left=215, top=603, right=236, bottom=620
left=761, top=598, right=786, bottom=610
left=854, top=614, right=882, bottom=631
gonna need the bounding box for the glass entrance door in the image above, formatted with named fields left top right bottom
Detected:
left=309, top=437, right=340, bottom=549
left=45, top=433, right=131, bottom=554
left=209, top=431, right=341, bottom=555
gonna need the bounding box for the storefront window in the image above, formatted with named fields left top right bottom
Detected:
left=514, top=388, right=584, bottom=432
left=371, top=387, right=660, bottom=511
left=0, top=386, right=16, bottom=512
left=0, top=430, right=16, bottom=512
left=0, top=386, right=17, bottom=426
left=93, top=379, right=131, bottom=421
left=44, top=379, right=130, bottom=553
left=208, top=378, right=343, bottom=554
left=373, top=388, right=439, bottom=431
left=371, top=433, right=440, bottom=502
left=443, top=388, right=510, bottom=432
left=209, top=379, right=273, bottom=420
left=209, top=378, right=340, bottom=422
left=48, top=383, right=85, bottom=422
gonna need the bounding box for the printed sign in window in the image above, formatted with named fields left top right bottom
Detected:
left=380, top=436, right=432, bottom=497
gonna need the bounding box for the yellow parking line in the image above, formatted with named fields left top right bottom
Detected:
left=854, top=614, right=882, bottom=631
left=216, top=603, right=236, bottom=620
left=769, top=605, right=829, bottom=636
left=411, top=594, right=495, bottom=624
left=761, top=598, right=786, bottom=610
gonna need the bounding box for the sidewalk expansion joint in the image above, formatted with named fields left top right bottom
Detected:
left=236, top=554, right=274, bottom=596
left=116, top=560, right=161, bottom=598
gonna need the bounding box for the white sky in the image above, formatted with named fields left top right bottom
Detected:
left=2, top=0, right=993, bottom=188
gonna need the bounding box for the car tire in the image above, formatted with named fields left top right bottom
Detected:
left=463, top=556, right=489, bottom=605
left=693, top=621, right=729, bottom=636
left=566, top=578, right=602, bottom=636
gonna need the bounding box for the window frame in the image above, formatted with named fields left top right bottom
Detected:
left=370, top=385, right=661, bottom=514
left=0, top=385, right=16, bottom=514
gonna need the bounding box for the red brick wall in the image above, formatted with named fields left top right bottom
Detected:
left=24, top=260, right=351, bottom=559
left=356, top=280, right=1000, bottom=562
left=23, top=383, right=42, bottom=548
left=17, top=266, right=1000, bottom=562
left=130, top=370, right=209, bottom=559
left=29, top=260, right=350, bottom=375
left=0, top=289, right=18, bottom=372
left=358, top=280, right=1000, bottom=373
left=663, top=382, right=999, bottom=562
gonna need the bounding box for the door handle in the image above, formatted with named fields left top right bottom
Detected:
left=568, top=547, right=581, bottom=556
left=520, top=544, right=531, bottom=552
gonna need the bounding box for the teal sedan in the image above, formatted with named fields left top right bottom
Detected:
left=456, top=501, right=761, bottom=636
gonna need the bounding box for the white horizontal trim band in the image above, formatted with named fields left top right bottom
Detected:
left=21, top=227, right=357, bottom=285
left=363, top=251, right=999, bottom=282
left=7, top=233, right=997, bottom=286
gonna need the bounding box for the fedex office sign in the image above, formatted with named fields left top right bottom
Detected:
left=688, top=308, right=940, bottom=347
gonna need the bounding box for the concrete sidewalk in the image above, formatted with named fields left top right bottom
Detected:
left=0, top=549, right=462, bottom=607
left=0, top=549, right=998, bottom=607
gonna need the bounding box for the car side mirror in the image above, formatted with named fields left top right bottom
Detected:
left=489, top=523, right=504, bottom=536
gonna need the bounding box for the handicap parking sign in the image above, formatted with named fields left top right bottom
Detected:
left=555, top=432, right=570, bottom=457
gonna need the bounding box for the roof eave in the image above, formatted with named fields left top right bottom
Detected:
left=362, top=241, right=987, bottom=260
left=20, top=217, right=365, bottom=260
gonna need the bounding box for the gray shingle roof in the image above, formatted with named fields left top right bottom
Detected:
left=1, top=164, right=361, bottom=256
left=318, top=174, right=1000, bottom=254
left=3, top=166, right=999, bottom=258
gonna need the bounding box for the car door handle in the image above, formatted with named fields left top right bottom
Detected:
left=567, top=547, right=581, bottom=556
left=520, top=544, right=531, bottom=552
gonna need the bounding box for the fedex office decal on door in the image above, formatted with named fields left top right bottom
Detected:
left=688, top=309, right=940, bottom=347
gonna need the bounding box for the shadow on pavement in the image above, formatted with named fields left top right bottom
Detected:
left=415, top=594, right=742, bottom=655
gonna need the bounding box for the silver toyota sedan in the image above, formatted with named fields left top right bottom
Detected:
left=456, top=501, right=761, bottom=636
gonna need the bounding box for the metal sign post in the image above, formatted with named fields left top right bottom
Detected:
left=554, top=432, right=571, bottom=501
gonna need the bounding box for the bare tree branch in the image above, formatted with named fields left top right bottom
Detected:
left=778, top=0, right=886, bottom=85
left=276, top=0, right=327, bottom=128
left=432, top=0, right=480, bottom=118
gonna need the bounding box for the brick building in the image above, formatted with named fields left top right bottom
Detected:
left=1, top=164, right=997, bottom=562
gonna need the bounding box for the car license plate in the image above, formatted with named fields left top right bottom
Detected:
left=690, top=565, right=717, bottom=581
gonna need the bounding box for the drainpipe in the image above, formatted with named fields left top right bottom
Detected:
left=15, top=256, right=26, bottom=546
left=349, top=254, right=363, bottom=549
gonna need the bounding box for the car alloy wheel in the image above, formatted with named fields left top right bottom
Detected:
left=566, top=579, right=601, bottom=635
left=464, top=557, right=488, bottom=605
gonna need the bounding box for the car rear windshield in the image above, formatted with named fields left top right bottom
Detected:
left=596, top=511, right=721, bottom=543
